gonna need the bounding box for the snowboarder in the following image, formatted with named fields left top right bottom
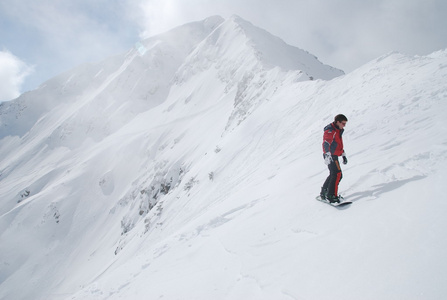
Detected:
left=320, top=114, right=348, bottom=203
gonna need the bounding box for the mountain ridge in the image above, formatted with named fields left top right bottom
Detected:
left=0, top=15, right=341, bottom=142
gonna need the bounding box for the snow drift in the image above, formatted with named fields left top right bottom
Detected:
left=0, top=15, right=446, bottom=300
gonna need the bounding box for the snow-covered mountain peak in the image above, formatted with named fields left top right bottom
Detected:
left=138, top=15, right=224, bottom=55
left=177, top=15, right=343, bottom=82
left=225, top=15, right=343, bottom=78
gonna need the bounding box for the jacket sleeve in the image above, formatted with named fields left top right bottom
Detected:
left=323, top=129, right=335, bottom=154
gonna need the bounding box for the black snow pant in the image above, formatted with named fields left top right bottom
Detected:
left=322, top=155, right=343, bottom=197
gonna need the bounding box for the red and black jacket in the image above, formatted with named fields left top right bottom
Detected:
left=322, top=122, right=344, bottom=156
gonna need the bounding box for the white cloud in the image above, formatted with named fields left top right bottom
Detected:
left=0, top=50, right=34, bottom=102
left=136, top=0, right=183, bottom=38
left=133, top=0, right=233, bottom=38
left=0, top=1, right=140, bottom=92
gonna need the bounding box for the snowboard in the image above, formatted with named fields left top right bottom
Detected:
left=316, top=196, right=352, bottom=207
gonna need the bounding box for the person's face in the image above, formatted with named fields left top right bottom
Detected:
left=337, top=120, right=347, bottom=129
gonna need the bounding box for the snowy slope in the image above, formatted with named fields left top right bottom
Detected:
left=1, top=15, right=447, bottom=300
left=0, top=16, right=225, bottom=140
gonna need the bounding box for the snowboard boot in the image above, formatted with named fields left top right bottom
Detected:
left=327, top=194, right=341, bottom=204
left=320, top=187, right=328, bottom=200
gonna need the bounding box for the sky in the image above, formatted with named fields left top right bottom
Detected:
left=1, top=0, right=446, bottom=102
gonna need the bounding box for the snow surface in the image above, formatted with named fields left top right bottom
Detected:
left=1, top=15, right=447, bottom=300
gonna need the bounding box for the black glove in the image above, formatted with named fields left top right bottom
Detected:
left=342, top=151, right=348, bottom=165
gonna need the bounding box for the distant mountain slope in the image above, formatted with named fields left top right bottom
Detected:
left=0, top=16, right=225, bottom=140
